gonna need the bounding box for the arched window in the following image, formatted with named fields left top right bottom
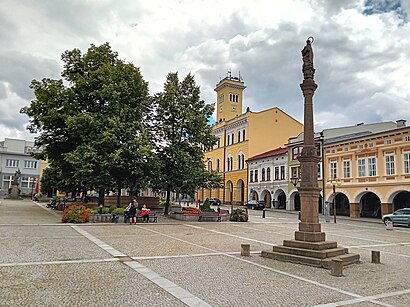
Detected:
left=238, top=155, right=241, bottom=170
left=241, top=154, right=245, bottom=169
left=250, top=170, right=254, bottom=182
left=262, top=168, right=265, bottom=181
left=227, top=134, right=230, bottom=146
left=267, top=167, right=271, bottom=181
left=238, top=131, right=241, bottom=142
left=207, top=160, right=212, bottom=172
left=216, top=159, right=220, bottom=172
left=242, top=129, right=246, bottom=141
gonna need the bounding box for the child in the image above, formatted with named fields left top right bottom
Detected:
left=140, top=204, right=151, bottom=223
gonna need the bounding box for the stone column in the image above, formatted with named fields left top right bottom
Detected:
left=381, top=203, right=392, bottom=216
left=350, top=203, right=360, bottom=218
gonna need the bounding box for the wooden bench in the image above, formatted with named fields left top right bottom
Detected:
left=124, top=212, right=158, bottom=223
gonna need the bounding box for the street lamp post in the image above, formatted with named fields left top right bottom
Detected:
left=328, top=177, right=341, bottom=223
left=31, top=177, right=36, bottom=198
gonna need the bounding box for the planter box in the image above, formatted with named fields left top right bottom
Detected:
left=170, top=212, right=200, bottom=221
left=90, top=214, right=113, bottom=223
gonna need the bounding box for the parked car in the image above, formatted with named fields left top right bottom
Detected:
left=246, top=200, right=265, bottom=210
left=209, top=198, right=222, bottom=206
left=382, top=208, right=410, bottom=227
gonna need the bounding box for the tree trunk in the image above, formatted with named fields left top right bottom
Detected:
left=164, top=188, right=171, bottom=216
left=99, top=187, right=105, bottom=207
left=116, top=187, right=121, bottom=207
left=82, top=187, right=87, bottom=202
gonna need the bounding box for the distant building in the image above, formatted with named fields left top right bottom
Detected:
left=247, top=147, right=288, bottom=209
left=199, top=74, right=303, bottom=205
left=0, top=138, right=42, bottom=196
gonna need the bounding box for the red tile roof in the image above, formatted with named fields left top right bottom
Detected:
left=247, top=147, right=288, bottom=161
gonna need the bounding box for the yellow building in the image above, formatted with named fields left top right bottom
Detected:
left=199, top=75, right=303, bottom=205
left=324, top=120, right=410, bottom=219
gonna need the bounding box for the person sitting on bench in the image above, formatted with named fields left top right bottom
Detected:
left=140, top=204, right=151, bottom=223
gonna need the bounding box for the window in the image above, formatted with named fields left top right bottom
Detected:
left=330, top=162, right=337, bottom=179
left=21, top=177, right=37, bottom=189
left=368, top=157, right=376, bottom=176
left=404, top=153, right=410, bottom=174
left=280, top=166, right=285, bottom=180
left=232, top=106, right=237, bottom=111
left=6, top=159, right=19, bottom=168
left=368, top=142, right=374, bottom=148
left=254, top=170, right=258, bottom=182
left=231, top=133, right=234, bottom=144
left=238, top=131, right=241, bottom=143
left=217, top=138, right=220, bottom=148
left=250, top=170, right=254, bottom=182
left=292, top=147, right=302, bottom=160
left=241, top=154, right=245, bottom=169
left=359, top=144, right=364, bottom=149
left=290, top=166, right=300, bottom=179
left=267, top=168, right=271, bottom=181
left=274, top=167, right=279, bottom=180
left=207, top=160, right=212, bottom=172
left=2, top=175, right=11, bottom=190
left=227, top=135, right=230, bottom=146
left=24, top=160, right=37, bottom=169
left=406, top=136, right=410, bottom=142
left=358, top=159, right=366, bottom=177
left=386, top=139, right=392, bottom=145
left=317, top=163, right=322, bottom=179
left=261, top=168, right=265, bottom=181
left=229, top=93, right=238, bottom=102
left=219, top=95, right=224, bottom=103
left=385, top=155, right=395, bottom=175
left=242, top=129, right=245, bottom=141
left=216, top=159, right=220, bottom=172
left=237, top=155, right=242, bottom=170
left=343, top=160, right=351, bottom=178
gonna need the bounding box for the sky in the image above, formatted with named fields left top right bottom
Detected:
left=1, top=0, right=410, bottom=141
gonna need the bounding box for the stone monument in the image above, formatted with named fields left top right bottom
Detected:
left=8, top=169, right=21, bottom=199
left=261, top=38, right=360, bottom=268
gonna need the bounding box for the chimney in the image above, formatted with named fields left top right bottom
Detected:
left=396, top=119, right=406, bottom=127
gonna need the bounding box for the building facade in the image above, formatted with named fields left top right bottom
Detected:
left=247, top=147, right=288, bottom=208
left=0, top=138, right=42, bottom=196
left=199, top=74, right=303, bottom=205
left=323, top=120, right=410, bottom=218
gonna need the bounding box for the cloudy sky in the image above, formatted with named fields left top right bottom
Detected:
left=1, top=0, right=409, bottom=141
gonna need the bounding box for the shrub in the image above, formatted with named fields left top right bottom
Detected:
left=62, top=205, right=91, bottom=223
left=109, top=205, right=117, bottom=213
left=200, top=198, right=214, bottom=212
left=230, top=208, right=248, bottom=222
left=111, top=207, right=124, bottom=215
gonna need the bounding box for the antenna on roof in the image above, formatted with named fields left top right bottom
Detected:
left=239, top=71, right=243, bottom=81
left=227, top=68, right=232, bottom=78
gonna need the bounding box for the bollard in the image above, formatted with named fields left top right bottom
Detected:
left=371, top=251, right=381, bottom=264
left=331, top=258, right=343, bottom=277
left=241, top=244, right=250, bottom=256
left=245, top=207, right=248, bottom=215
left=386, top=220, right=393, bottom=230
left=262, top=209, right=266, bottom=218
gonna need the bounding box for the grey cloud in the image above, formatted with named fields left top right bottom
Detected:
left=0, top=83, right=6, bottom=99
left=0, top=52, right=61, bottom=100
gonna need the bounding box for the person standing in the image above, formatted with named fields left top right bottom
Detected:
left=128, top=202, right=137, bottom=225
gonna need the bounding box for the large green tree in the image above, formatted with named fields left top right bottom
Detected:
left=21, top=43, right=153, bottom=205
left=152, top=72, right=220, bottom=215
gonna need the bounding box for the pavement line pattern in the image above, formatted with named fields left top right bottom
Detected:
left=346, top=242, right=410, bottom=248
left=132, top=251, right=261, bottom=260
left=0, top=258, right=119, bottom=267
left=124, top=261, right=212, bottom=307
left=230, top=223, right=292, bottom=237
left=178, top=224, right=399, bottom=307
left=71, top=225, right=126, bottom=257
left=73, top=225, right=212, bottom=307
left=185, top=224, right=274, bottom=245
left=314, top=289, right=410, bottom=307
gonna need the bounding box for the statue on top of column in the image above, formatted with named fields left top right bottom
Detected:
left=301, top=37, right=315, bottom=80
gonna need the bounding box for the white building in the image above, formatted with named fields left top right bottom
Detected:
left=247, top=147, right=288, bottom=209
left=0, top=138, right=41, bottom=196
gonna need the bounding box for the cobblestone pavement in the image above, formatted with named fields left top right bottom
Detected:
left=1, top=199, right=410, bottom=306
